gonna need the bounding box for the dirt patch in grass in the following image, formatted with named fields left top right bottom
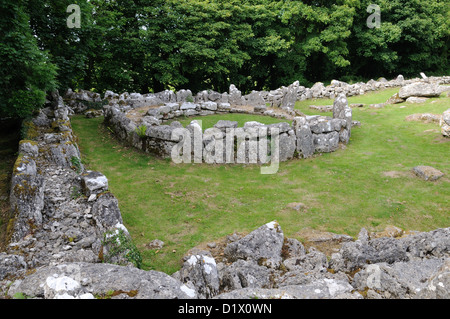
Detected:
left=382, top=170, right=414, bottom=178
left=293, top=228, right=354, bottom=257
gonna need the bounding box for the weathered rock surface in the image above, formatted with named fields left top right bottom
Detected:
left=7, top=262, right=196, bottom=299
left=214, top=280, right=358, bottom=299
left=406, top=97, right=428, bottom=104
left=386, top=93, right=405, bottom=104
left=172, top=251, right=220, bottom=299
left=405, top=113, right=441, bottom=124
left=352, top=258, right=447, bottom=299
left=399, top=83, right=443, bottom=99
left=412, top=165, right=445, bottom=181
left=81, top=171, right=108, bottom=197
left=417, top=258, right=450, bottom=299
left=440, top=109, right=450, bottom=137
left=224, top=221, right=284, bottom=268
left=329, top=227, right=450, bottom=273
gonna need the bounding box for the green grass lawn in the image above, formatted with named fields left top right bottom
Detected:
left=72, top=89, right=449, bottom=274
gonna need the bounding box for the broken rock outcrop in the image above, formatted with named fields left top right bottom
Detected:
left=173, top=222, right=449, bottom=299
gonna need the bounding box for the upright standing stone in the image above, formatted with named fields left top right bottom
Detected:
left=229, top=84, right=243, bottom=106
left=332, top=94, right=352, bottom=144
left=440, top=109, right=450, bottom=137
left=293, top=117, right=315, bottom=158
left=280, top=82, right=299, bottom=109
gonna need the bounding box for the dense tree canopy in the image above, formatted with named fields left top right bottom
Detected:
left=0, top=0, right=57, bottom=119
left=1, top=0, right=449, bottom=119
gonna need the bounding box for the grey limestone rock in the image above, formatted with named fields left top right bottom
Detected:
left=245, top=91, right=266, bottom=107
left=441, top=108, right=450, bottom=137
left=228, top=84, right=243, bottom=106
left=418, top=258, right=450, bottom=299
left=213, top=120, right=238, bottom=132
left=353, top=258, right=446, bottom=299
left=399, top=82, right=443, bottom=99
left=332, top=93, right=352, bottom=143
left=173, top=251, right=220, bottom=299
left=10, top=158, right=45, bottom=242
left=220, top=259, right=275, bottom=292
left=313, top=131, right=340, bottom=153
left=81, top=171, right=108, bottom=196
left=283, top=247, right=328, bottom=273
left=180, top=102, right=198, bottom=110
left=412, top=165, right=445, bottom=181
left=224, top=221, right=284, bottom=268
left=0, top=253, right=27, bottom=281
left=7, top=262, right=196, bottom=299
left=214, top=279, right=355, bottom=299
left=330, top=227, right=450, bottom=273
left=90, top=192, right=125, bottom=234
left=278, top=131, right=296, bottom=162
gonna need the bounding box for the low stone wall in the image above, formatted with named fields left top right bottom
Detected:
left=1, top=92, right=145, bottom=292
left=63, top=74, right=450, bottom=116
left=103, top=93, right=353, bottom=162
left=65, top=74, right=450, bottom=162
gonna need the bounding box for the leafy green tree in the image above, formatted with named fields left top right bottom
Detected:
left=139, top=0, right=256, bottom=93
left=88, top=0, right=148, bottom=93
left=0, top=0, right=57, bottom=119
left=4, top=0, right=447, bottom=103
left=26, top=0, right=97, bottom=91
left=279, top=0, right=356, bottom=85
left=347, top=0, right=449, bottom=78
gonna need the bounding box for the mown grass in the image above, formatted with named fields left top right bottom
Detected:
left=72, top=88, right=449, bottom=274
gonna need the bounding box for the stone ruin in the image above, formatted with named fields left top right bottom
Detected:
left=102, top=92, right=353, bottom=163
left=1, top=75, right=449, bottom=299
left=440, top=109, right=450, bottom=137
left=64, top=74, right=450, bottom=114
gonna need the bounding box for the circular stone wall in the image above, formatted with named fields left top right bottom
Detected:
left=103, top=93, right=353, bottom=164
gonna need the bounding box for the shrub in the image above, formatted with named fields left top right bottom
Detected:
left=135, top=125, right=147, bottom=138
left=70, top=156, right=82, bottom=174
left=101, top=228, right=142, bottom=268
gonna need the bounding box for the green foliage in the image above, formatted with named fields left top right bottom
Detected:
left=13, top=292, right=29, bottom=299
left=0, top=0, right=57, bottom=119
left=70, top=156, right=82, bottom=174
left=26, top=0, right=97, bottom=91
left=70, top=185, right=83, bottom=199
left=102, top=228, right=142, bottom=269
left=346, top=0, right=450, bottom=78
left=135, top=125, right=147, bottom=138
left=185, top=94, right=194, bottom=103
left=1, top=0, right=448, bottom=119
left=82, top=99, right=109, bottom=111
